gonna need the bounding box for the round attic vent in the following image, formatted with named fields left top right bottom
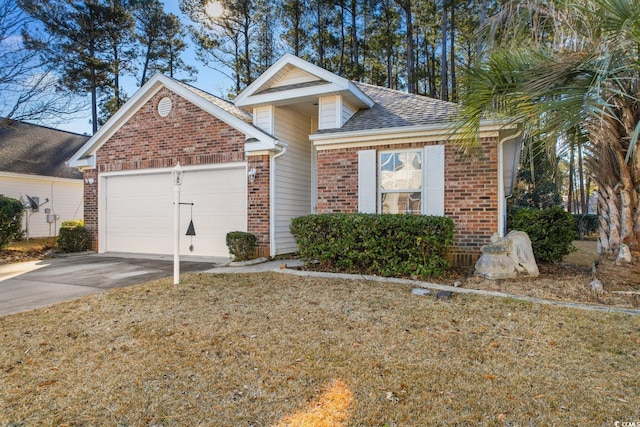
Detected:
left=157, top=97, right=172, bottom=117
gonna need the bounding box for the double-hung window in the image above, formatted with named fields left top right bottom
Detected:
left=358, top=145, right=444, bottom=216
left=379, top=150, right=423, bottom=214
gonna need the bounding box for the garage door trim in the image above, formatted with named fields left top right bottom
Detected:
left=98, top=162, right=247, bottom=255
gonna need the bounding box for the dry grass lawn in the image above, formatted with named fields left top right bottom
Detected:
left=1, top=272, right=639, bottom=426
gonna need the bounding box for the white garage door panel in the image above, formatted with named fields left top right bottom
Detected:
left=104, top=167, right=246, bottom=257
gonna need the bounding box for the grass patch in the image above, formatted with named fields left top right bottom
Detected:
left=1, top=272, right=639, bottom=425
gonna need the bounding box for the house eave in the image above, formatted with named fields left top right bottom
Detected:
left=0, top=171, right=82, bottom=184
left=67, top=73, right=277, bottom=169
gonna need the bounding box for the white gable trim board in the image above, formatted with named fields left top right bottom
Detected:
left=69, top=74, right=277, bottom=169
left=98, top=163, right=247, bottom=258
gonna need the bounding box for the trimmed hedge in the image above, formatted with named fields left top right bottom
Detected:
left=57, top=220, right=90, bottom=253
left=0, top=194, right=24, bottom=250
left=226, top=231, right=257, bottom=261
left=509, top=207, right=577, bottom=263
left=290, top=213, right=455, bottom=278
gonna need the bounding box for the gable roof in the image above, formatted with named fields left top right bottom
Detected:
left=68, top=73, right=279, bottom=168
left=234, top=53, right=374, bottom=110
left=0, top=120, right=87, bottom=179
left=315, top=82, right=460, bottom=135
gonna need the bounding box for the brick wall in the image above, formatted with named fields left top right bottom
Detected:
left=85, top=88, right=249, bottom=251
left=247, top=155, right=271, bottom=257
left=83, top=169, right=98, bottom=250
left=316, top=138, right=499, bottom=266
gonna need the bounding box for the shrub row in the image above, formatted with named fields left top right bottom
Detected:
left=509, top=207, right=577, bottom=263
left=290, top=213, right=455, bottom=278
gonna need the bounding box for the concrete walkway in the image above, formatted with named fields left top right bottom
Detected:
left=207, top=260, right=640, bottom=316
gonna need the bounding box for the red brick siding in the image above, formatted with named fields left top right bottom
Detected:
left=83, top=169, right=98, bottom=250
left=85, top=87, right=249, bottom=251
left=316, top=149, right=359, bottom=213
left=316, top=138, right=499, bottom=266
left=247, top=155, right=271, bottom=257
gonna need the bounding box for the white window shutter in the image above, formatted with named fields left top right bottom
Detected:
left=424, top=145, right=445, bottom=216
left=358, top=149, right=376, bottom=213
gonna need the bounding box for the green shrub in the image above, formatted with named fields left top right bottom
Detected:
left=57, top=221, right=90, bottom=253
left=226, top=231, right=257, bottom=261
left=572, top=214, right=598, bottom=238
left=509, top=207, right=577, bottom=263
left=0, top=194, right=24, bottom=250
left=290, top=213, right=455, bottom=278
left=60, top=219, right=84, bottom=228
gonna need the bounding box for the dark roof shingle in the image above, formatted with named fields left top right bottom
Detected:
left=315, top=82, right=459, bottom=134
left=0, top=120, right=88, bottom=179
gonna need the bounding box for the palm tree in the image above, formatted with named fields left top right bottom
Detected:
left=460, top=0, right=640, bottom=270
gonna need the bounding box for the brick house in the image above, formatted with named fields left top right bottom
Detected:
left=69, top=54, right=521, bottom=265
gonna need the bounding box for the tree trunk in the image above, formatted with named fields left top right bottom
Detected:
left=449, top=0, right=456, bottom=102
left=440, top=2, right=448, bottom=101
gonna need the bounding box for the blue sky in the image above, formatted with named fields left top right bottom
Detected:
left=55, top=2, right=230, bottom=135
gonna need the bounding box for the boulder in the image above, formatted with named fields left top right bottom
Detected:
left=474, top=231, right=539, bottom=280
left=505, top=230, right=539, bottom=277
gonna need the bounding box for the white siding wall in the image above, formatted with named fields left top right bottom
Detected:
left=341, top=99, right=357, bottom=126
left=0, top=174, right=83, bottom=238
left=273, top=106, right=312, bottom=254
left=273, top=68, right=321, bottom=87
left=318, top=95, right=339, bottom=129
left=253, top=105, right=274, bottom=134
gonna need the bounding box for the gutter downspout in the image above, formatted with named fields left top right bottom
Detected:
left=269, top=141, right=288, bottom=257
left=498, top=129, right=523, bottom=237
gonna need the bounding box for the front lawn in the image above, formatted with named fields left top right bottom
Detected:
left=1, top=272, right=638, bottom=425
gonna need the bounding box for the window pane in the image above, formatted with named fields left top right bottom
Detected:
left=381, top=192, right=422, bottom=214
left=379, top=151, right=422, bottom=190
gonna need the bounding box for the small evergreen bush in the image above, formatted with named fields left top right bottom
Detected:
left=226, top=231, right=257, bottom=261
left=0, top=194, right=24, bottom=250
left=572, top=214, right=598, bottom=238
left=57, top=220, right=90, bottom=253
left=509, top=207, right=577, bottom=263
left=290, top=213, right=455, bottom=278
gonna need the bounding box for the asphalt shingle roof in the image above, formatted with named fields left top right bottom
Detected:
left=177, top=81, right=253, bottom=123
left=315, top=82, right=460, bottom=134
left=0, top=120, right=88, bottom=179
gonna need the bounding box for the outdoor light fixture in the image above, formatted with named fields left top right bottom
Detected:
left=248, top=168, right=257, bottom=183
left=85, top=178, right=95, bottom=185
left=172, top=162, right=183, bottom=186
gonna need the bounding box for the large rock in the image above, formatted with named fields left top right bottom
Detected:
left=474, top=235, right=518, bottom=279
left=474, top=231, right=539, bottom=280
left=505, top=230, right=539, bottom=277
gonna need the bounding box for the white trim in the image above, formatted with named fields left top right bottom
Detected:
left=269, top=145, right=287, bottom=256
left=69, top=73, right=277, bottom=168
left=497, top=129, right=523, bottom=237
left=0, top=171, right=82, bottom=184
left=98, top=162, right=247, bottom=254
left=234, top=53, right=373, bottom=109
left=377, top=148, right=424, bottom=214
left=311, top=121, right=517, bottom=147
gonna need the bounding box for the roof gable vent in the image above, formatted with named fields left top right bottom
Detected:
left=157, top=97, right=173, bottom=117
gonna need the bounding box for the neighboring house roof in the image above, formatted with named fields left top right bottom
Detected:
left=315, top=82, right=460, bottom=135
left=0, top=120, right=88, bottom=180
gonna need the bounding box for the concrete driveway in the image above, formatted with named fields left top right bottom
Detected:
left=0, top=253, right=223, bottom=316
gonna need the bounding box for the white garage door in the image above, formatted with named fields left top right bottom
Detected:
left=103, top=165, right=247, bottom=257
